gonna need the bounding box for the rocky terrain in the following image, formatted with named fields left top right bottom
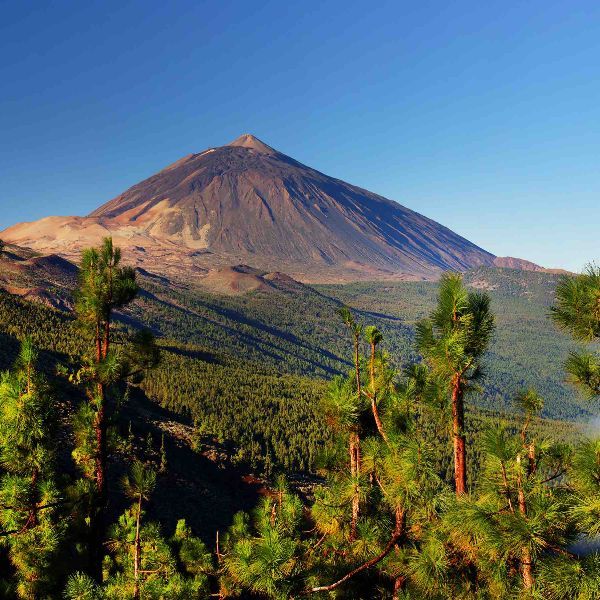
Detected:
left=0, top=243, right=77, bottom=310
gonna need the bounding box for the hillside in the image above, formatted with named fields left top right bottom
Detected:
left=0, top=243, right=586, bottom=421
left=0, top=245, right=591, bottom=598
left=317, top=267, right=586, bottom=419
left=133, top=265, right=586, bottom=420
left=0, top=275, right=581, bottom=482
left=0, top=243, right=77, bottom=310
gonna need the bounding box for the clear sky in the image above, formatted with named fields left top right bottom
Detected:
left=1, top=1, right=598, bottom=271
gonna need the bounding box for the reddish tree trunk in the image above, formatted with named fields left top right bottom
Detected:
left=528, top=443, right=536, bottom=476
left=103, top=320, right=110, bottom=360
left=88, top=383, right=107, bottom=582
left=369, top=342, right=388, bottom=442
left=393, top=574, right=407, bottom=599
left=371, top=397, right=387, bottom=442
left=521, top=419, right=536, bottom=477
left=521, top=546, right=534, bottom=591
left=94, top=390, right=106, bottom=497
left=90, top=320, right=108, bottom=582
left=452, top=377, right=467, bottom=496
left=517, top=456, right=534, bottom=590
left=349, top=431, right=361, bottom=541
left=94, top=316, right=111, bottom=501
left=354, top=335, right=361, bottom=397
left=96, top=322, right=103, bottom=363
left=349, top=333, right=362, bottom=542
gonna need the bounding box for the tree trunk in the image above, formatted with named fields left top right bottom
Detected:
left=96, top=316, right=110, bottom=515
left=349, top=431, right=360, bottom=541
left=349, top=333, right=362, bottom=542
left=354, top=335, right=361, bottom=397
left=96, top=322, right=103, bottom=364
left=521, top=546, right=534, bottom=591
left=393, top=574, right=406, bottom=599
left=521, top=418, right=536, bottom=477
left=89, top=382, right=107, bottom=583
left=371, top=397, right=388, bottom=442
left=95, top=318, right=106, bottom=498
left=528, top=442, right=536, bottom=476
left=94, top=386, right=107, bottom=497
left=517, top=455, right=534, bottom=590
left=90, top=320, right=107, bottom=582
left=519, top=425, right=535, bottom=591
left=452, top=377, right=467, bottom=496
left=30, top=467, right=39, bottom=528
left=103, top=320, right=110, bottom=360
left=500, top=462, right=515, bottom=513
left=133, top=494, right=142, bottom=600
left=369, top=342, right=388, bottom=442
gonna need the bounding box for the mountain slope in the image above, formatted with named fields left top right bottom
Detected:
left=0, top=248, right=587, bottom=421
left=0, top=243, right=77, bottom=310
left=2, top=134, right=498, bottom=282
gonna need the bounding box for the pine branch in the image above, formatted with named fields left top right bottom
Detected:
left=305, top=507, right=405, bottom=594
left=540, top=470, right=566, bottom=485
left=0, top=528, right=21, bottom=538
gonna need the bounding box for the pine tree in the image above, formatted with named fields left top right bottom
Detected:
left=221, top=477, right=305, bottom=599
left=338, top=306, right=364, bottom=540
left=122, top=462, right=157, bottom=600
left=66, top=464, right=212, bottom=599
left=74, top=238, right=138, bottom=503
left=0, top=338, right=65, bottom=598
left=364, top=325, right=387, bottom=441
left=313, top=373, right=366, bottom=549
left=551, top=265, right=600, bottom=398
left=309, top=330, right=444, bottom=597
left=444, top=399, right=574, bottom=597
left=538, top=440, right=600, bottom=599
left=416, top=273, right=495, bottom=495
left=73, top=237, right=159, bottom=581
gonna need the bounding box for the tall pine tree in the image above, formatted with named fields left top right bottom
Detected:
left=416, top=273, right=494, bottom=495
left=73, top=237, right=158, bottom=581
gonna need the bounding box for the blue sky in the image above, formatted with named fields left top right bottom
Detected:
left=1, top=0, right=598, bottom=271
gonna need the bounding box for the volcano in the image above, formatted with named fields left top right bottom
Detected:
left=2, top=134, right=511, bottom=282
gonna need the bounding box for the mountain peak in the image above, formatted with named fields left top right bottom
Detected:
left=227, top=133, right=277, bottom=154
left=1, top=133, right=498, bottom=282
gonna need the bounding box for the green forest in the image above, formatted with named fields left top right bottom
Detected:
left=124, top=264, right=587, bottom=421
left=0, top=238, right=599, bottom=599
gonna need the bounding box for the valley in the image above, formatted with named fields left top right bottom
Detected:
left=0, top=240, right=587, bottom=477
